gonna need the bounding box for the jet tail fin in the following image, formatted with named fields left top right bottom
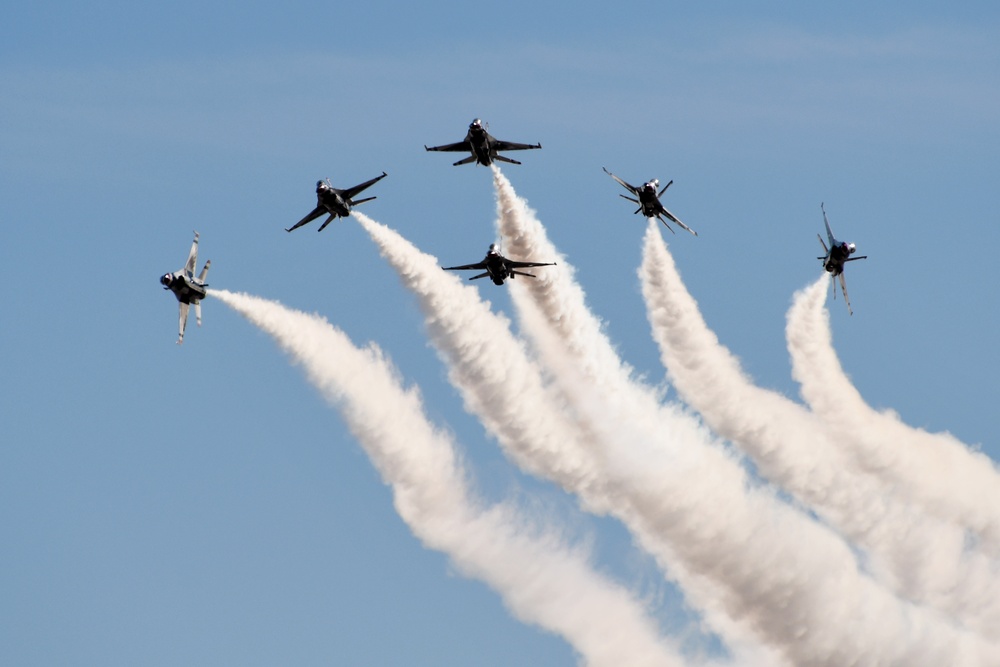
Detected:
left=194, top=300, right=203, bottom=327
left=198, top=259, right=211, bottom=283
left=510, top=270, right=538, bottom=278
left=453, top=155, right=477, bottom=166
left=184, top=232, right=200, bottom=275
left=352, top=196, right=377, bottom=207
left=821, top=203, right=836, bottom=245
left=469, top=272, right=490, bottom=281
left=494, top=155, right=522, bottom=165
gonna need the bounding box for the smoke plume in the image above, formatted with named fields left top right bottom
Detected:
left=209, top=288, right=690, bottom=667
left=354, top=204, right=995, bottom=665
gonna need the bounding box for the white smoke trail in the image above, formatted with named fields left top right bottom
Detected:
left=355, top=210, right=994, bottom=666
left=488, top=170, right=782, bottom=658
left=490, top=171, right=1000, bottom=661
left=785, top=278, right=1000, bottom=633
left=787, top=278, right=1000, bottom=551
left=209, top=288, right=690, bottom=667
left=352, top=211, right=766, bottom=660
left=639, top=223, right=1000, bottom=638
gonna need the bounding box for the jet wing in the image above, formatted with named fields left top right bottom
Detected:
left=342, top=171, right=387, bottom=200
left=492, top=138, right=542, bottom=152
left=838, top=273, right=855, bottom=316
left=602, top=167, right=639, bottom=194
left=287, top=206, right=326, bottom=232
left=425, top=141, right=470, bottom=153
left=442, top=261, right=488, bottom=271
left=505, top=259, right=556, bottom=270
left=177, top=302, right=189, bottom=344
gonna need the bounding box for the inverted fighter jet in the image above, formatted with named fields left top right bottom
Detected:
left=442, top=243, right=555, bottom=285
left=286, top=171, right=387, bottom=232
left=603, top=167, right=697, bottom=236
left=817, top=203, right=867, bottom=315
left=160, top=231, right=211, bottom=344
left=425, top=119, right=541, bottom=166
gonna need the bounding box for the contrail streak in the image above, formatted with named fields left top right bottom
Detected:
left=639, top=222, right=1000, bottom=639
left=488, top=169, right=780, bottom=657
left=785, top=278, right=1000, bottom=634
left=786, top=277, right=1000, bottom=550
left=209, top=288, right=690, bottom=667
left=353, top=211, right=766, bottom=660
left=356, top=207, right=994, bottom=666
left=492, top=171, right=1000, bottom=661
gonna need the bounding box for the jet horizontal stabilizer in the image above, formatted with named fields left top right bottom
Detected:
left=657, top=216, right=677, bottom=233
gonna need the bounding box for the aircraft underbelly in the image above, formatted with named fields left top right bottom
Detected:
left=174, top=282, right=206, bottom=303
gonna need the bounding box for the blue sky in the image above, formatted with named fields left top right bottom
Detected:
left=3, top=3, right=998, bottom=665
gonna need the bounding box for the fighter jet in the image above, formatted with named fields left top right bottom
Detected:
left=425, top=119, right=541, bottom=166
left=160, top=231, right=211, bottom=344
left=603, top=167, right=697, bottom=236
left=817, top=203, right=867, bottom=315
left=442, top=243, right=556, bottom=285
left=286, top=171, right=387, bottom=232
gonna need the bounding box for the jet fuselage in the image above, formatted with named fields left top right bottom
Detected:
left=822, top=240, right=857, bottom=275
left=160, top=272, right=207, bottom=304
left=317, top=184, right=351, bottom=218
left=637, top=182, right=662, bottom=216
left=481, top=251, right=509, bottom=284
left=466, top=121, right=493, bottom=165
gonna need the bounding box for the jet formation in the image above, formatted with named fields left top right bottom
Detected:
left=160, top=231, right=211, bottom=344
left=817, top=203, right=867, bottom=315
left=163, top=118, right=872, bottom=341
